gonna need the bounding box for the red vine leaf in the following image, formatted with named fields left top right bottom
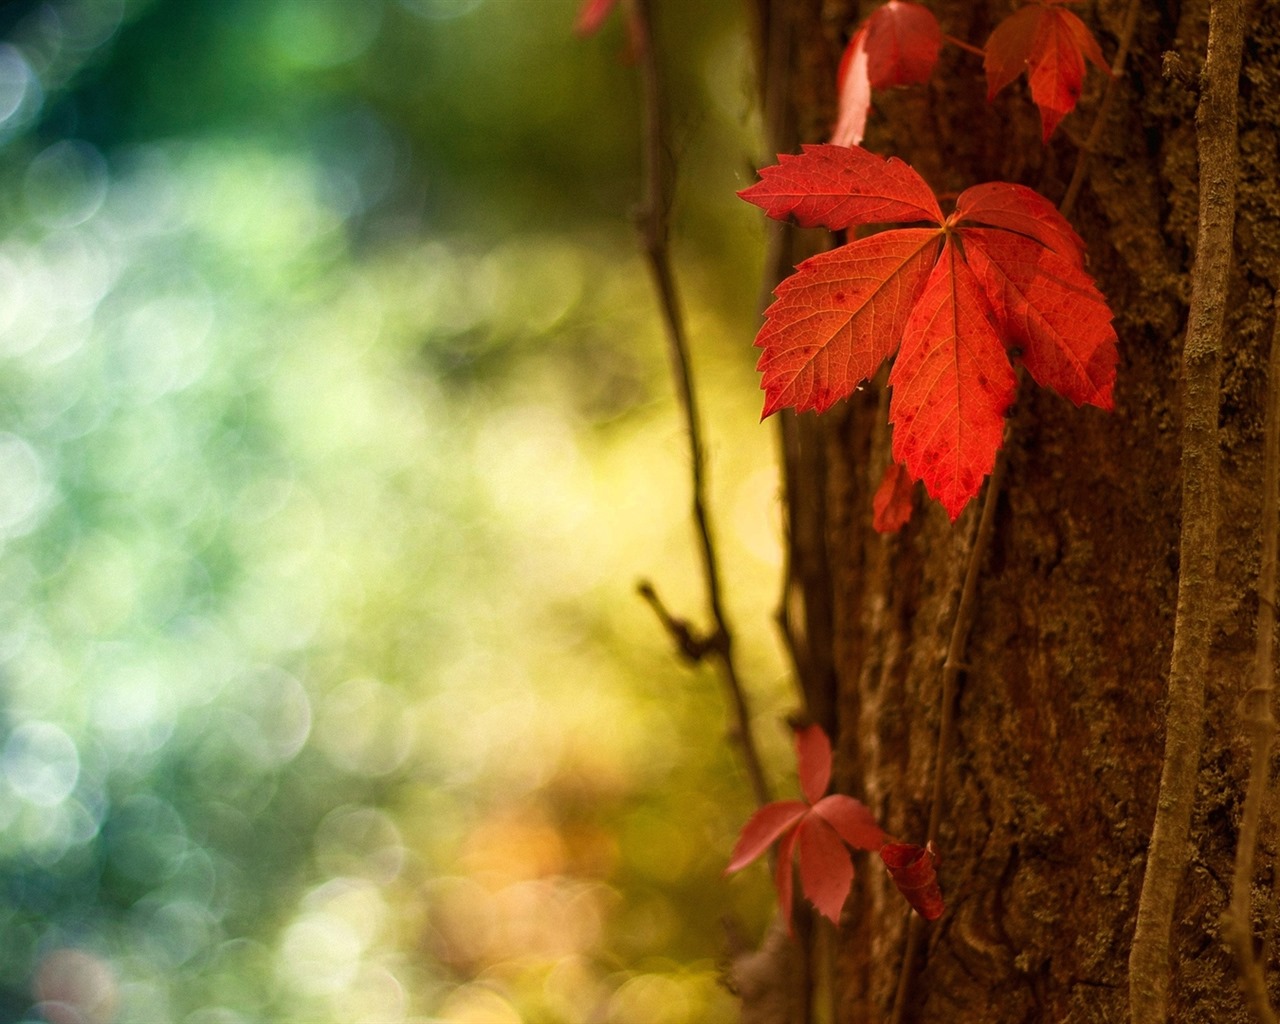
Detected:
left=872, top=461, right=915, bottom=533
left=797, top=815, right=856, bottom=923
left=952, top=182, right=1086, bottom=263
left=880, top=841, right=945, bottom=920
left=887, top=238, right=1016, bottom=513
left=984, top=1, right=1110, bottom=140
left=811, top=794, right=888, bottom=850
left=864, top=0, right=943, bottom=88
left=833, top=28, right=872, bottom=147
left=796, top=722, right=833, bottom=804
left=726, top=725, right=888, bottom=927
left=727, top=726, right=949, bottom=928
left=833, top=2, right=942, bottom=146
left=740, top=144, right=1117, bottom=519
left=726, top=801, right=809, bottom=873
left=739, top=143, right=941, bottom=231
left=961, top=229, right=1116, bottom=408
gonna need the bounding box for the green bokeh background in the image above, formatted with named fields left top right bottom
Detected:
left=0, top=1, right=796, bottom=1020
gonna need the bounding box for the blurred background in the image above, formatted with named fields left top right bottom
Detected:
left=0, top=0, right=797, bottom=1021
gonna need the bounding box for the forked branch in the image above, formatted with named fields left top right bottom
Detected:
left=630, top=0, right=771, bottom=808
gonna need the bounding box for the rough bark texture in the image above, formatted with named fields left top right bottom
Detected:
left=742, top=0, right=1280, bottom=1021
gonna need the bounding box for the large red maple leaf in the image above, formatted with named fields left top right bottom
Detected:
left=984, top=0, right=1110, bottom=140
left=740, top=144, right=1117, bottom=519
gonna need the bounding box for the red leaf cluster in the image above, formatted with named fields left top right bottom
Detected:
left=985, top=0, right=1111, bottom=139
left=740, top=144, right=1117, bottom=519
left=833, top=0, right=1109, bottom=144
left=727, top=725, right=945, bottom=927
left=727, top=725, right=887, bottom=925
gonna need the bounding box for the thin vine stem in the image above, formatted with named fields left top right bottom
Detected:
left=1060, top=0, right=1143, bottom=217
left=942, top=33, right=985, bottom=58
left=1222, top=294, right=1280, bottom=1024
left=630, top=0, right=771, bottom=808
left=888, top=439, right=1008, bottom=1024
left=1127, top=0, right=1246, bottom=1018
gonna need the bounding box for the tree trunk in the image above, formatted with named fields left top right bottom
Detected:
left=739, top=1, right=1280, bottom=1021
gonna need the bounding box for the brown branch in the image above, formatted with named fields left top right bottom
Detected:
left=636, top=580, right=718, bottom=663
left=1060, top=0, right=1143, bottom=218
left=1223, top=295, right=1280, bottom=1024
left=629, top=0, right=771, bottom=809
left=1128, top=0, right=1246, bottom=1018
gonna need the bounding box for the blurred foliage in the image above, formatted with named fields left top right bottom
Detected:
left=0, top=0, right=796, bottom=1022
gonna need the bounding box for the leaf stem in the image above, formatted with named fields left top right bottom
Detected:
left=1127, top=0, right=1246, bottom=1018
left=1060, top=0, right=1142, bottom=218
left=1222, top=294, right=1280, bottom=1024
left=630, top=0, right=771, bottom=808
left=942, top=33, right=985, bottom=58
left=888, top=437, right=1008, bottom=1024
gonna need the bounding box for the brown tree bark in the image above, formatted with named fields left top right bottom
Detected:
left=736, top=1, right=1280, bottom=1021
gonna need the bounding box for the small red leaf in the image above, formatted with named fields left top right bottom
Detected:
left=574, top=0, right=620, bottom=36
left=726, top=801, right=809, bottom=873
left=880, top=841, right=944, bottom=920
left=725, top=719, right=902, bottom=932
left=739, top=144, right=943, bottom=231
left=984, top=5, right=1041, bottom=99
left=811, top=794, right=889, bottom=850
left=832, top=27, right=872, bottom=147
left=795, top=725, right=833, bottom=804
left=872, top=460, right=915, bottom=533
left=952, top=181, right=1086, bottom=265
left=984, top=3, right=1110, bottom=140
left=864, top=1, right=943, bottom=88
left=797, top=816, right=855, bottom=924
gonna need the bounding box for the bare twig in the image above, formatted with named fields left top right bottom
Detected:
left=1060, top=0, right=1143, bottom=218
left=1223, top=295, right=1280, bottom=1024
left=636, top=580, right=718, bottom=663
left=1128, top=0, right=1247, bottom=1019
left=629, top=0, right=771, bottom=808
